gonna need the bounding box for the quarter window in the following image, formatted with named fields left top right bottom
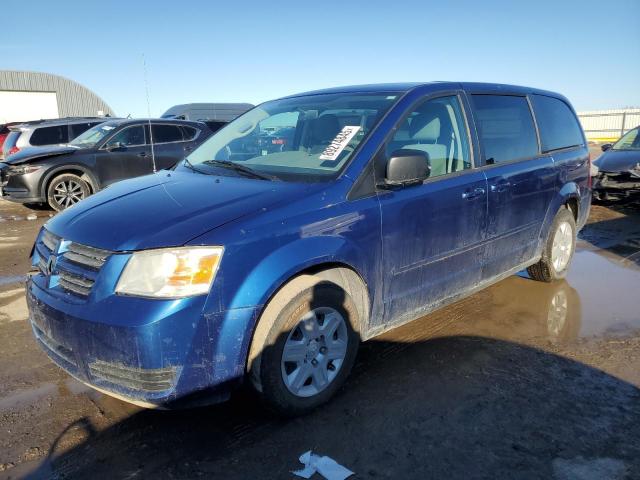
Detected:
left=472, top=95, right=538, bottom=164
left=531, top=95, right=584, bottom=152
left=105, top=125, right=145, bottom=148
left=30, top=125, right=68, bottom=146
left=181, top=126, right=198, bottom=140
left=387, top=95, right=471, bottom=178
left=151, top=124, right=184, bottom=144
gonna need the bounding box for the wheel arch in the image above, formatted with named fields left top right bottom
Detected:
left=233, top=237, right=372, bottom=377
left=39, top=164, right=99, bottom=198
left=538, top=182, right=581, bottom=253
left=244, top=261, right=369, bottom=381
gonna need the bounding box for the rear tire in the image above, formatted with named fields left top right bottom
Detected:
left=46, top=174, right=90, bottom=212
left=527, top=207, right=576, bottom=282
left=248, top=275, right=360, bottom=416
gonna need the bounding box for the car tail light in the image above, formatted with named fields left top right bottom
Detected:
left=8, top=146, right=19, bottom=156
left=272, top=138, right=285, bottom=145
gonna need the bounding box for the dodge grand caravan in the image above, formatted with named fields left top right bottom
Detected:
left=26, top=83, right=591, bottom=415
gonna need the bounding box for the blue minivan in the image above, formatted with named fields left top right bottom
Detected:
left=26, top=82, right=591, bottom=415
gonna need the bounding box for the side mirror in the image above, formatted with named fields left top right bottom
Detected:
left=384, top=149, right=430, bottom=186
left=601, top=143, right=613, bottom=152
left=107, top=141, right=125, bottom=151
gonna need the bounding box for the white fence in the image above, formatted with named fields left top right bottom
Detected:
left=577, top=108, right=640, bottom=142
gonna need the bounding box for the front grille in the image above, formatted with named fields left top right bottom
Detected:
left=41, top=229, right=59, bottom=252
left=63, top=243, right=110, bottom=270
left=89, top=360, right=177, bottom=392
left=38, top=255, right=48, bottom=275
left=35, top=228, right=112, bottom=298
left=58, top=270, right=94, bottom=296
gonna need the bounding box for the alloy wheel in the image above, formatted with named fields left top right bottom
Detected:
left=53, top=180, right=85, bottom=208
left=551, top=221, right=573, bottom=272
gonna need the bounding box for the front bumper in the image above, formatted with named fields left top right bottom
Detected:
left=593, top=171, right=640, bottom=201
left=26, top=276, right=259, bottom=408
left=0, top=164, right=45, bottom=203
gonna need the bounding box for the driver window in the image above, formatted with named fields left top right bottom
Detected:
left=106, top=125, right=145, bottom=148
left=387, top=95, right=471, bottom=178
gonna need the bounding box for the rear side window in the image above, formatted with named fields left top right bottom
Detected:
left=151, top=124, right=183, bottom=143
left=70, top=122, right=102, bottom=140
left=531, top=95, right=584, bottom=152
left=30, top=125, right=68, bottom=146
left=471, top=95, right=538, bottom=164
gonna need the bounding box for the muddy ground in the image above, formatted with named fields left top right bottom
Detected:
left=0, top=195, right=639, bottom=480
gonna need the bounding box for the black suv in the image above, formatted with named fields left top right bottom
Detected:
left=0, top=119, right=212, bottom=211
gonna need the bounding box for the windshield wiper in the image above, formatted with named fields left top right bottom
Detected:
left=203, top=160, right=279, bottom=181
left=182, top=158, right=210, bottom=175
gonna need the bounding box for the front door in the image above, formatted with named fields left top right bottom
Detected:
left=378, top=94, right=488, bottom=327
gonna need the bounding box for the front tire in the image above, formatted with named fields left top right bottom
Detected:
left=248, top=276, right=360, bottom=416
left=528, top=207, right=576, bottom=282
left=23, top=202, right=51, bottom=211
left=46, top=174, right=90, bottom=211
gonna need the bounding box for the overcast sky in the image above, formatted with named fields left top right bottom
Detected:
left=2, top=0, right=639, bottom=117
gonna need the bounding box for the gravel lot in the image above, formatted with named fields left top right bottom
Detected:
left=0, top=196, right=639, bottom=480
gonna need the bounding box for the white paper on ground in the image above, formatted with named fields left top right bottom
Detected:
left=292, top=450, right=354, bottom=480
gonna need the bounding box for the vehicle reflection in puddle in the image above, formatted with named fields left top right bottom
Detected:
left=565, top=247, right=640, bottom=338
left=380, top=239, right=640, bottom=347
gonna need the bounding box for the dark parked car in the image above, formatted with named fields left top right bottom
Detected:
left=27, top=83, right=590, bottom=414
left=0, top=119, right=211, bottom=211
left=1, top=117, right=108, bottom=159
left=592, top=125, right=640, bottom=201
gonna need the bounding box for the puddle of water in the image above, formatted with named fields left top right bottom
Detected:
left=381, top=240, right=640, bottom=346
left=0, top=275, right=26, bottom=286
left=0, top=379, right=94, bottom=413
left=0, top=383, right=58, bottom=412
left=565, top=249, right=640, bottom=338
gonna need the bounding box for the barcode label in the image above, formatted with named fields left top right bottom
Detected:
left=319, top=126, right=361, bottom=161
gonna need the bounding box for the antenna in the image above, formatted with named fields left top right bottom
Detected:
left=142, top=53, right=157, bottom=173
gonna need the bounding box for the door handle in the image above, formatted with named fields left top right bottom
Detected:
left=137, top=152, right=147, bottom=157
left=462, top=187, right=486, bottom=200
left=490, top=182, right=511, bottom=193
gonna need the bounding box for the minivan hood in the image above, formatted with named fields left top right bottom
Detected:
left=4, top=145, right=78, bottom=164
left=594, top=149, right=640, bottom=173
left=46, top=170, right=312, bottom=251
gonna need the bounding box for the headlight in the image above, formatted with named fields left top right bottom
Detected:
left=115, top=247, right=223, bottom=298
left=9, top=165, right=42, bottom=175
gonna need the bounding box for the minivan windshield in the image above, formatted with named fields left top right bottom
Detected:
left=612, top=127, right=640, bottom=151
left=69, top=122, right=119, bottom=148
left=183, top=92, right=399, bottom=181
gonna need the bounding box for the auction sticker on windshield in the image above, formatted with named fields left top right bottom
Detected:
left=319, top=126, right=361, bottom=161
